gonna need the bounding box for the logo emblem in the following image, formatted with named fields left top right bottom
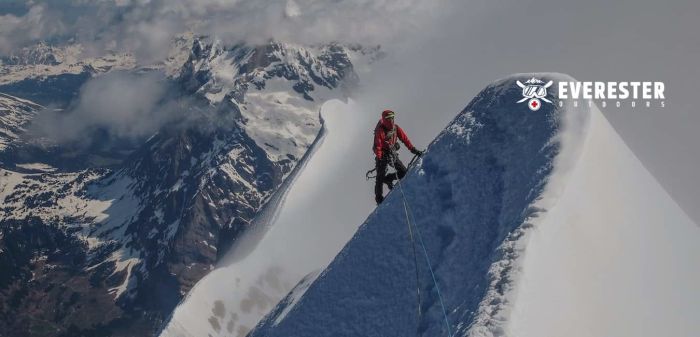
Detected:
left=517, top=77, right=553, bottom=111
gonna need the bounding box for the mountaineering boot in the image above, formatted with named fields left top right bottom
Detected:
left=375, top=195, right=384, bottom=205
left=384, top=171, right=398, bottom=190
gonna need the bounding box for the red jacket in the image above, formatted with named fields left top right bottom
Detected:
left=373, top=118, right=415, bottom=160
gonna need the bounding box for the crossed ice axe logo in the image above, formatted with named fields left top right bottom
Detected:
left=516, top=80, right=554, bottom=104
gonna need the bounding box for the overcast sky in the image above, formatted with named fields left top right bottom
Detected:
left=1, top=0, right=698, bottom=222
left=354, top=0, right=700, bottom=224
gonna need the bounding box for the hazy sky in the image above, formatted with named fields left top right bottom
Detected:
left=1, top=0, right=698, bottom=222
left=354, top=0, right=700, bottom=223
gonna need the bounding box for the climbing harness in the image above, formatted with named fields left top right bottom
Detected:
left=391, top=154, right=454, bottom=337
left=365, top=151, right=419, bottom=181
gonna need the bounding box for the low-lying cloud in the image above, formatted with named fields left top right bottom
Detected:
left=0, top=0, right=445, bottom=62
left=30, top=71, right=175, bottom=144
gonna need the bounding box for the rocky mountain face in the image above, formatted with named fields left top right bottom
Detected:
left=0, top=43, right=135, bottom=108
left=1, top=42, right=69, bottom=66
left=0, top=38, right=373, bottom=336
left=0, top=93, right=42, bottom=152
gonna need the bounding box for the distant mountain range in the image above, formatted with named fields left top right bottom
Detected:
left=0, top=37, right=378, bottom=337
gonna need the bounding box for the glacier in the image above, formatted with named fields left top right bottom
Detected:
left=243, top=74, right=700, bottom=337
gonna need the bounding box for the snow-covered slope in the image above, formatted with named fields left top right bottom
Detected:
left=160, top=99, right=377, bottom=337
left=0, top=43, right=136, bottom=85
left=0, top=37, right=191, bottom=107
left=0, top=93, right=42, bottom=152
left=505, top=104, right=700, bottom=337
left=248, top=74, right=700, bottom=337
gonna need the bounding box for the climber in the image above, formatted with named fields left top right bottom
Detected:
left=373, top=109, right=424, bottom=204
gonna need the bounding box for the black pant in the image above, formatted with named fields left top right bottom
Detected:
left=375, top=154, right=407, bottom=204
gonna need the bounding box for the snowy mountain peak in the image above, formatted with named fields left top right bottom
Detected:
left=0, top=43, right=135, bottom=87
left=0, top=42, right=71, bottom=66
left=179, top=37, right=359, bottom=104
left=177, top=37, right=366, bottom=164
left=246, top=73, right=577, bottom=337
left=245, top=73, right=700, bottom=337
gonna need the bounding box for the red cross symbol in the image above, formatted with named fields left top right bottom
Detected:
left=531, top=101, right=538, bottom=108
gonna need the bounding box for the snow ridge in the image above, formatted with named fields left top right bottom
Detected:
left=466, top=74, right=590, bottom=337
left=249, top=74, right=587, bottom=337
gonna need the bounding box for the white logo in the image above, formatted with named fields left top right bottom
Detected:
left=517, top=77, right=553, bottom=111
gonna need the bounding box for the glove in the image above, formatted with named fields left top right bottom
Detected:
left=410, top=148, right=425, bottom=156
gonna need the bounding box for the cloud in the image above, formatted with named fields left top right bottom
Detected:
left=8, top=0, right=452, bottom=151
left=348, top=0, right=700, bottom=224
left=0, top=0, right=446, bottom=62
left=0, top=4, right=68, bottom=54
left=29, top=71, right=176, bottom=144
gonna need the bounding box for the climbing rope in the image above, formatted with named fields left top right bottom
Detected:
left=392, top=155, right=454, bottom=337
left=401, top=175, right=423, bottom=333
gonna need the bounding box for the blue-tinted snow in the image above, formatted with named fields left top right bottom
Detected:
left=250, top=74, right=568, bottom=337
